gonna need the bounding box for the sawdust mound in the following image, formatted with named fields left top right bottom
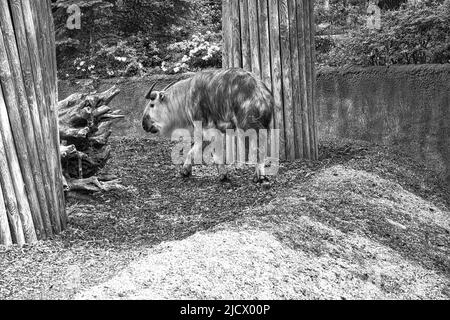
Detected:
left=76, top=165, right=449, bottom=300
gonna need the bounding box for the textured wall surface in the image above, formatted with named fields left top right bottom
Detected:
left=59, top=65, right=450, bottom=182
left=316, top=65, right=449, bottom=183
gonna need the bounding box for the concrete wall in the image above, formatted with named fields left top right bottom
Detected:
left=316, top=65, right=449, bottom=183
left=59, top=64, right=450, bottom=182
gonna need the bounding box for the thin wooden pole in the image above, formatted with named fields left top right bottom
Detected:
left=303, top=0, right=315, bottom=160
left=297, top=0, right=311, bottom=159
left=42, top=0, right=67, bottom=227
left=268, top=0, right=286, bottom=160
left=30, top=0, right=67, bottom=228
left=248, top=0, right=261, bottom=77
left=0, top=181, right=13, bottom=246
left=278, top=0, right=295, bottom=160
left=222, top=1, right=230, bottom=69
left=239, top=0, right=251, bottom=71
left=231, top=0, right=242, bottom=68
left=225, top=0, right=234, bottom=68
left=288, top=0, right=303, bottom=159
left=258, top=0, right=271, bottom=88
left=309, top=0, right=319, bottom=160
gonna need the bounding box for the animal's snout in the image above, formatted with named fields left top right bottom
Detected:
left=142, top=114, right=159, bottom=134
left=142, top=114, right=152, bottom=132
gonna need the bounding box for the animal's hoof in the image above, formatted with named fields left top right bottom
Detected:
left=219, top=173, right=230, bottom=182
left=253, top=175, right=270, bottom=184
left=179, top=167, right=192, bottom=177
left=261, top=179, right=271, bottom=189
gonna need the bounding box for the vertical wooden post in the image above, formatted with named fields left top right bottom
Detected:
left=222, top=0, right=231, bottom=69
left=297, top=0, right=311, bottom=159
left=0, top=0, right=66, bottom=245
left=268, top=0, right=286, bottom=160
left=239, top=0, right=251, bottom=70
left=258, top=0, right=271, bottom=88
left=223, top=0, right=318, bottom=161
left=231, top=0, right=242, bottom=68
left=247, top=0, right=261, bottom=77
left=0, top=181, right=12, bottom=246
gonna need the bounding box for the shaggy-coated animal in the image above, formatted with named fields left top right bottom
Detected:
left=142, top=68, right=275, bottom=182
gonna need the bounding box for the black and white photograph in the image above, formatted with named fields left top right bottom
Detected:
left=0, top=0, right=449, bottom=306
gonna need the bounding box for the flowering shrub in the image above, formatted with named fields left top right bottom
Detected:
left=161, top=32, right=222, bottom=74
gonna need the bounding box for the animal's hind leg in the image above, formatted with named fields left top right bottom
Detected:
left=216, top=164, right=230, bottom=181
left=253, top=162, right=268, bottom=183
left=253, top=145, right=270, bottom=184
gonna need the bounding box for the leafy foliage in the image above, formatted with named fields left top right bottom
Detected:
left=53, top=0, right=222, bottom=79
left=317, top=0, right=450, bottom=67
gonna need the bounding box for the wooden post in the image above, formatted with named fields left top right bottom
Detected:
left=223, top=0, right=318, bottom=161
left=248, top=0, right=261, bottom=77
left=239, top=0, right=251, bottom=70
left=0, top=0, right=66, bottom=245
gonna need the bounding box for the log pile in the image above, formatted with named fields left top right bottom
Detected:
left=58, top=86, right=125, bottom=195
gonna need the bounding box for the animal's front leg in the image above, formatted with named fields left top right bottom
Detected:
left=180, top=147, right=194, bottom=177
left=180, top=142, right=201, bottom=177
left=253, top=162, right=270, bottom=185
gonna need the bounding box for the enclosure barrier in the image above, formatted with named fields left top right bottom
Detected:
left=222, top=0, right=318, bottom=161
left=0, top=0, right=66, bottom=245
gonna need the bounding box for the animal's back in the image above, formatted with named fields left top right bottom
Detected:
left=188, top=68, right=274, bottom=131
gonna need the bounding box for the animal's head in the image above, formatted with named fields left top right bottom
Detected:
left=142, top=81, right=177, bottom=135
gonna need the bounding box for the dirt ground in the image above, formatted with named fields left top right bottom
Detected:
left=0, top=137, right=449, bottom=300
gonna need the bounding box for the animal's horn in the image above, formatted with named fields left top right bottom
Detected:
left=145, top=82, right=157, bottom=100
left=163, top=81, right=177, bottom=91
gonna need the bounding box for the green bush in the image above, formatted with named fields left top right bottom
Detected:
left=53, top=0, right=222, bottom=79
left=320, top=1, right=450, bottom=67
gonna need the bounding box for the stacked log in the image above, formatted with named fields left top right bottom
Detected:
left=58, top=86, right=124, bottom=195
